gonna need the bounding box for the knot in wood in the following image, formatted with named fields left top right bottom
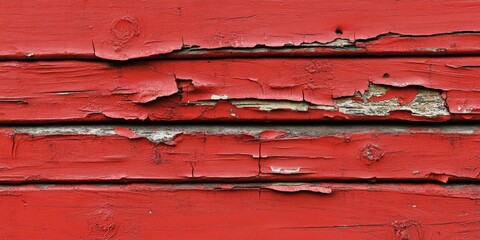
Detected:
left=88, top=208, right=117, bottom=239
left=392, top=220, right=424, bottom=240
left=110, top=16, right=140, bottom=51
left=361, top=143, right=385, bottom=164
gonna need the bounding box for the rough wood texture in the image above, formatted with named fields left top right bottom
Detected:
left=0, top=183, right=478, bottom=239
left=1, top=126, right=479, bottom=182
left=3, top=58, right=480, bottom=122
left=2, top=0, right=480, bottom=60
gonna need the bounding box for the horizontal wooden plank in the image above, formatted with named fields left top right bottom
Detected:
left=2, top=1, right=480, bottom=60
left=1, top=125, right=479, bottom=182
left=3, top=58, right=480, bottom=122
left=0, top=183, right=478, bottom=239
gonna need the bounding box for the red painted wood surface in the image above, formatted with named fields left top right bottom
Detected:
left=4, top=58, right=480, bottom=122
left=2, top=1, right=479, bottom=238
left=0, top=184, right=478, bottom=239
left=2, top=0, right=480, bottom=60
left=1, top=127, right=478, bottom=182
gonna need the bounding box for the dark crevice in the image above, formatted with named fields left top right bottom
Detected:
left=0, top=179, right=477, bottom=186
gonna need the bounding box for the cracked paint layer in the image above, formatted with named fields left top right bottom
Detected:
left=2, top=1, right=478, bottom=238
left=4, top=58, right=480, bottom=122
left=1, top=126, right=479, bottom=182
left=0, top=183, right=478, bottom=239
left=3, top=1, right=480, bottom=60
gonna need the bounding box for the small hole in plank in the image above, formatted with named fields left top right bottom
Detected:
left=335, top=28, right=343, bottom=35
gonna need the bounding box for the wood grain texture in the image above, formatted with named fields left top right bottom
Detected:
left=0, top=183, right=478, bottom=239
left=2, top=0, right=480, bottom=60
left=3, top=58, right=480, bottom=122
left=1, top=126, right=479, bottom=182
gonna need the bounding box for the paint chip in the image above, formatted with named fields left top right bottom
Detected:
left=211, top=94, right=229, bottom=100
left=270, top=166, right=301, bottom=174
left=264, top=184, right=331, bottom=194
left=114, top=127, right=141, bottom=139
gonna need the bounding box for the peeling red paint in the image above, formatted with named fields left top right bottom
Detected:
left=3, top=58, right=480, bottom=122
left=2, top=1, right=479, bottom=237
left=1, top=128, right=479, bottom=182
left=2, top=1, right=480, bottom=60
left=114, top=127, right=141, bottom=139
left=427, top=173, right=451, bottom=184
left=0, top=184, right=478, bottom=239
left=259, top=130, right=288, bottom=140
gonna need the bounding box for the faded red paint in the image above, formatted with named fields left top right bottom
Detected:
left=1, top=128, right=479, bottom=182
left=2, top=1, right=480, bottom=60
left=4, top=58, right=480, bottom=122
left=0, top=184, right=478, bottom=239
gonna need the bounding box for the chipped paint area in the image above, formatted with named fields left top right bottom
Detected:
left=264, top=184, right=331, bottom=193
left=335, top=84, right=450, bottom=117
left=270, top=167, right=301, bottom=174
left=2, top=1, right=480, bottom=239
left=233, top=100, right=336, bottom=112
left=192, top=84, right=449, bottom=118
left=195, top=100, right=335, bottom=112
left=4, top=58, right=480, bottom=122
left=210, top=94, right=229, bottom=100
left=13, top=126, right=180, bottom=143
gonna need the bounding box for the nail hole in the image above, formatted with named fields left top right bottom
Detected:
left=383, top=73, right=390, bottom=78
left=335, top=28, right=343, bottom=35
